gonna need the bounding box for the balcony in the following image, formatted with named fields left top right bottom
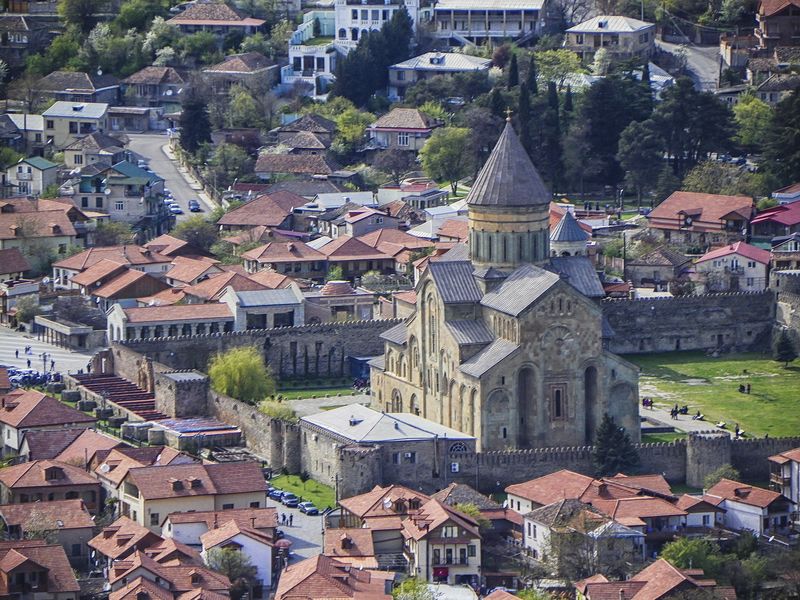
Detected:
left=16, top=172, right=31, bottom=181
left=771, top=472, right=791, bottom=486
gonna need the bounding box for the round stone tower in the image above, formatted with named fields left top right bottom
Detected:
left=467, top=119, right=551, bottom=271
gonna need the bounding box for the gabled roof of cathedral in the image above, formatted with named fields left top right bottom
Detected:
left=481, top=263, right=560, bottom=316
left=380, top=322, right=408, bottom=346
left=427, top=261, right=482, bottom=304
left=445, top=320, right=494, bottom=346
left=460, top=339, right=519, bottom=377
left=551, top=210, right=590, bottom=242
left=466, top=120, right=550, bottom=208
left=548, top=256, right=605, bottom=298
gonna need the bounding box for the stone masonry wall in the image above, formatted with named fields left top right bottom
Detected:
left=602, top=292, right=775, bottom=354
left=116, top=320, right=400, bottom=379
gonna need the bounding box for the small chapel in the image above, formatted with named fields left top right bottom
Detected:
left=369, top=119, right=640, bottom=451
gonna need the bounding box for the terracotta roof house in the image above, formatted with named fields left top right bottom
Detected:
left=338, top=484, right=431, bottom=525
left=0, top=204, right=79, bottom=261
left=35, top=70, right=119, bottom=104
left=71, top=261, right=170, bottom=311
left=166, top=2, right=265, bottom=36
left=254, top=153, right=340, bottom=179
left=357, top=228, right=433, bottom=275
left=757, top=0, right=800, bottom=50
left=367, top=108, right=440, bottom=152
left=676, top=494, right=726, bottom=531
left=752, top=201, right=800, bottom=242
left=317, top=235, right=395, bottom=279
left=0, top=539, right=81, bottom=600
left=18, top=428, right=90, bottom=462
left=694, top=241, right=771, bottom=292
left=119, top=461, right=267, bottom=532
left=0, top=247, right=30, bottom=281
left=0, top=460, right=101, bottom=512
left=625, top=246, right=691, bottom=288
left=183, top=271, right=268, bottom=302
left=164, top=256, right=221, bottom=287
left=0, top=389, right=95, bottom=457
left=143, top=234, right=200, bottom=258
left=52, top=245, right=172, bottom=289
left=108, top=550, right=231, bottom=594
left=506, top=470, right=595, bottom=514
left=203, top=52, right=278, bottom=94
left=575, top=558, right=737, bottom=599
left=53, top=428, right=125, bottom=467
left=432, top=482, right=519, bottom=535
left=0, top=499, right=95, bottom=568
left=107, top=303, right=235, bottom=342
left=275, top=114, right=336, bottom=145
left=280, top=131, right=329, bottom=155
left=646, top=191, right=754, bottom=248
left=274, top=554, right=394, bottom=600
left=121, top=67, right=185, bottom=109
left=242, top=241, right=326, bottom=280
left=163, top=507, right=278, bottom=546
left=217, top=191, right=306, bottom=231
left=94, top=447, right=196, bottom=497
left=199, top=520, right=273, bottom=591
left=705, top=478, right=792, bottom=536
left=322, top=528, right=378, bottom=568
left=245, top=270, right=295, bottom=289
left=89, top=516, right=165, bottom=565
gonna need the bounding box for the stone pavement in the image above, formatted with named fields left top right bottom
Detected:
left=0, top=326, right=95, bottom=374
left=640, top=402, right=733, bottom=437
left=288, top=393, right=370, bottom=418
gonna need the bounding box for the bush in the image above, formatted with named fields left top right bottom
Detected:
left=259, top=400, right=297, bottom=421
left=208, top=346, right=275, bottom=404
left=704, top=464, right=741, bottom=489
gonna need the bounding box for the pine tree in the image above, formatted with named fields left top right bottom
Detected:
left=564, top=85, right=573, bottom=113
left=489, top=88, right=506, bottom=118
left=507, top=53, right=519, bottom=89
left=774, top=330, right=798, bottom=367
left=527, top=53, right=538, bottom=96
left=518, top=82, right=532, bottom=153
left=179, top=96, right=211, bottom=155
left=592, top=413, right=640, bottom=477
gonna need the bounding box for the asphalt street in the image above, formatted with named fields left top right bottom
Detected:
left=0, top=327, right=94, bottom=374
left=656, top=39, right=720, bottom=91
left=126, top=133, right=216, bottom=222
left=266, top=495, right=324, bottom=561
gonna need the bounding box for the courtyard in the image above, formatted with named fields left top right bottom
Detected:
left=631, top=351, right=800, bottom=438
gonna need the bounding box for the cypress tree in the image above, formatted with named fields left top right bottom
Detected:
left=489, top=88, right=506, bottom=118
left=592, top=414, right=640, bottom=477
left=774, top=330, right=798, bottom=367
left=528, top=53, right=538, bottom=95
left=179, top=96, right=211, bottom=155
left=507, top=53, right=519, bottom=89
left=518, top=82, right=531, bottom=153
left=564, top=85, right=573, bottom=113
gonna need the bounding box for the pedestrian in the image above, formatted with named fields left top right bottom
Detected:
left=26, top=359, right=30, bottom=368
left=50, top=359, right=55, bottom=371
left=87, top=362, right=92, bottom=374
left=14, top=349, right=18, bottom=359
left=746, top=383, right=751, bottom=394
left=289, top=514, right=293, bottom=527
left=281, top=513, right=286, bottom=526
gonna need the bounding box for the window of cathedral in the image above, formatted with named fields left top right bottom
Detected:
left=449, top=442, right=468, bottom=453
left=549, top=383, right=568, bottom=421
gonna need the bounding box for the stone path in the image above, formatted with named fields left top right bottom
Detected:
left=288, top=393, right=370, bottom=417
left=640, top=402, right=733, bottom=437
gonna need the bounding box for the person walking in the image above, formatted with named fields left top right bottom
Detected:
left=15, top=349, right=18, bottom=359
left=289, top=514, right=293, bottom=527
left=26, top=358, right=30, bottom=368
left=50, top=359, right=55, bottom=371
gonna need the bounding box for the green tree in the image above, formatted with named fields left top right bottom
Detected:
left=704, top=464, right=741, bottom=489
left=114, top=0, right=169, bottom=32
left=373, top=148, right=415, bottom=185
left=208, top=346, right=276, bottom=404
left=733, top=94, right=772, bottom=152
left=208, top=143, right=254, bottom=189
left=774, top=329, right=798, bottom=367
left=227, top=84, right=260, bottom=128
left=177, top=31, right=219, bottom=64
left=94, top=221, right=134, bottom=246
left=517, top=591, right=556, bottom=600
left=333, top=107, right=375, bottom=156
left=682, top=161, right=767, bottom=198
left=765, top=89, right=800, bottom=185
left=617, top=119, right=664, bottom=209
left=452, top=503, right=491, bottom=532
left=507, top=53, right=519, bottom=89
left=488, top=87, right=506, bottom=118
left=239, top=32, right=270, bottom=56
left=266, top=19, right=293, bottom=58
left=259, top=400, right=297, bottom=421
left=0, top=147, right=23, bottom=171
left=14, top=296, right=41, bottom=323
left=205, top=547, right=258, bottom=600
left=179, top=95, right=211, bottom=155
left=419, top=127, right=472, bottom=194
left=653, top=164, right=681, bottom=205
left=518, top=82, right=532, bottom=153
left=592, top=413, right=639, bottom=477
left=392, top=577, right=436, bottom=600
left=527, top=53, right=538, bottom=95
left=535, top=49, right=581, bottom=90
left=418, top=101, right=447, bottom=122
left=172, top=215, right=219, bottom=253
left=326, top=265, right=344, bottom=281
left=58, top=0, right=104, bottom=33
left=660, top=538, right=725, bottom=577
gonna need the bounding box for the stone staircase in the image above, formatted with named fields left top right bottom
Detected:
left=71, top=373, right=167, bottom=421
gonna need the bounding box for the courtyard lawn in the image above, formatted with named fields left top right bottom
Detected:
left=641, top=432, right=686, bottom=444
left=630, top=351, right=800, bottom=438
left=270, top=474, right=336, bottom=510
left=274, top=387, right=353, bottom=400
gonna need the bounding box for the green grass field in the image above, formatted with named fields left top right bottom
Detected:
left=630, top=351, right=800, bottom=438
left=641, top=432, right=687, bottom=444
left=270, top=474, right=336, bottom=510
left=273, top=387, right=353, bottom=400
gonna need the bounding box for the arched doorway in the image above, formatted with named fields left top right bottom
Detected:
left=391, top=389, right=402, bottom=412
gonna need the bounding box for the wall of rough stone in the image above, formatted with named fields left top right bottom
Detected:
left=602, top=292, right=775, bottom=354
left=115, top=320, right=400, bottom=379
left=730, top=436, right=800, bottom=481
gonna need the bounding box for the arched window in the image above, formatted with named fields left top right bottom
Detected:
left=449, top=442, right=468, bottom=453
left=554, top=389, right=562, bottom=418
left=338, top=28, right=346, bottom=39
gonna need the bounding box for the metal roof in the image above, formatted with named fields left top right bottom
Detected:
left=435, top=0, right=545, bottom=10
left=428, top=261, right=482, bottom=304
left=548, top=256, right=605, bottom=298
left=550, top=210, right=590, bottom=242
left=42, top=101, right=108, bottom=119
left=460, top=339, right=519, bottom=378
left=391, top=52, right=491, bottom=72
left=235, top=288, right=301, bottom=307
left=566, top=15, right=654, bottom=33
left=466, top=121, right=550, bottom=208
left=432, top=243, right=470, bottom=262
left=380, top=322, right=408, bottom=345
left=445, top=320, right=494, bottom=346
left=481, top=263, right=560, bottom=316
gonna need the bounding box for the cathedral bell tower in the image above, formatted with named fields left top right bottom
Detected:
left=467, top=117, right=551, bottom=272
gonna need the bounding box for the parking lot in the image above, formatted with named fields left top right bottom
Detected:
left=266, top=495, right=324, bottom=561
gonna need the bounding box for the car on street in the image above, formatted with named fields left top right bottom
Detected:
left=281, top=493, right=299, bottom=508
left=169, top=205, right=184, bottom=215
left=188, top=200, right=201, bottom=212
left=269, top=488, right=285, bottom=500
left=298, top=502, right=319, bottom=515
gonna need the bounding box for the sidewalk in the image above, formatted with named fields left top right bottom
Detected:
left=161, top=143, right=216, bottom=212
left=640, top=402, right=732, bottom=436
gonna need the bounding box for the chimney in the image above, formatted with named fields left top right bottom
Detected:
left=250, top=517, right=256, bottom=528
left=619, top=590, right=625, bottom=600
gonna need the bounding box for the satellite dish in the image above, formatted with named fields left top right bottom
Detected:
left=382, top=498, right=392, bottom=510
left=104, top=189, right=111, bottom=195
left=165, top=89, right=173, bottom=96
left=99, top=463, right=110, bottom=473
left=42, top=277, right=50, bottom=285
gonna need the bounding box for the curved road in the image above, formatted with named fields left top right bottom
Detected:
left=656, top=39, right=720, bottom=91
left=126, top=133, right=217, bottom=222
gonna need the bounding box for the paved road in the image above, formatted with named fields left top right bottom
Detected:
left=126, top=133, right=216, bottom=222
left=0, top=327, right=95, bottom=374
left=266, top=496, right=324, bottom=562
left=656, top=39, right=720, bottom=91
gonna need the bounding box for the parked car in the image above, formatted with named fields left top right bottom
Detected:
left=269, top=488, right=285, bottom=500
left=188, top=200, right=201, bottom=212
left=298, top=502, right=319, bottom=515
left=281, top=493, right=299, bottom=508
left=169, top=205, right=184, bottom=215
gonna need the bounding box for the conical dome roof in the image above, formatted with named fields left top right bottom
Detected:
left=551, top=210, right=590, bottom=242
left=466, top=120, right=551, bottom=208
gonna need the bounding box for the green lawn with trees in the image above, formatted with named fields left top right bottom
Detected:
left=270, top=474, right=336, bottom=509
left=631, top=352, right=800, bottom=437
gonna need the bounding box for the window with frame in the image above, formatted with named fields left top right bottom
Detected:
left=351, top=9, right=357, bottom=18
left=46, top=120, right=54, bottom=129
left=576, top=33, right=583, bottom=43
left=442, top=525, right=457, bottom=537
left=74, top=154, right=83, bottom=165
left=397, top=131, right=409, bottom=146
left=69, top=121, right=78, bottom=134
left=150, top=513, right=159, bottom=526
left=468, top=544, right=476, bottom=557
left=550, top=384, right=567, bottom=421
left=115, top=200, right=124, bottom=211
left=96, top=197, right=103, bottom=208
left=81, top=197, right=88, bottom=208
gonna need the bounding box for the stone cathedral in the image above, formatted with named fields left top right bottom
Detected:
left=369, top=120, right=640, bottom=451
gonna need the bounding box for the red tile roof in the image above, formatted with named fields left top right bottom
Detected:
left=94, top=269, right=167, bottom=299
left=55, top=428, right=123, bottom=466
left=89, top=516, right=163, bottom=561
left=318, top=235, right=392, bottom=261
left=506, top=469, right=595, bottom=505
left=110, top=551, right=231, bottom=593
left=144, top=234, right=191, bottom=257
left=121, top=304, right=233, bottom=324
left=70, top=259, right=129, bottom=288
left=0, top=460, right=100, bottom=489
left=137, top=287, right=187, bottom=307
left=0, top=248, right=30, bottom=275
left=275, top=554, right=393, bottom=600
left=110, top=575, right=174, bottom=600
left=769, top=447, right=800, bottom=464
left=696, top=241, right=771, bottom=265
left=254, top=153, right=340, bottom=176
left=338, top=485, right=431, bottom=520
left=401, top=498, right=481, bottom=541
left=0, top=389, right=95, bottom=428
left=199, top=519, right=272, bottom=549
left=166, top=507, right=277, bottom=530
left=759, top=0, right=800, bottom=16
left=204, top=52, right=273, bottom=73
left=323, top=528, right=377, bottom=568
left=592, top=496, right=687, bottom=520
left=676, top=494, right=726, bottom=513
left=217, top=191, right=306, bottom=228
left=184, top=271, right=267, bottom=300
left=706, top=478, right=785, bottom=509
left=243, top=241, right=325, bottom=263
left=371, top=108, right=437, bottom=131
left=751, top=201, right=800, bottom=226
left=20, top=428, right=87, bottom=460
left=0, top=210, right=77, bottom=241
left=126, top=461, right=264, bottom=500
left=0, top=541, right=79, bottom=594
left=165, top=256, right=220, bottom=285
left=53, top=245, right=171, bottom=270
left=246, top=270, right=294, bottom=289
left=0, top=498, right=94, bottom=531
left=647, top=191, right=754, bottom=233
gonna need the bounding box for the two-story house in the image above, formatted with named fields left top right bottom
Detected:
left=35, top=71, right=119, bottom=105
left=0, top=16, right=50, bottom=71
left=275, top=554, right=393, bottom=600
left=388, top=52, right=491, bottom=100
left=367, top=108, right=439, bottom=153
left=0, top=389, right=95, bottom=457
left=52, top=245, right=173, bottom=290
left=88, top=516, right=164, bottom=568
left=756, top=0, right=800, bottom=50
left=432, top=0, right=545, bottom=45
left=166, top=2, right=265, bottom=40
left=242, top=241, right=326, bottom=280
left=0, top=540, right=80, bottom=600
left=5, top=157, right=57, bottom=197
left=202, top=52, right=278, bottom=95
left=330, top=207, right=398, bottom=239
left=769, top=447, right=800, bottom=522
left=705, top=478, right=793, bottom=536
left=694, top=242, right=771, bottom=292
left=401, top=498, right=481, bottom=585
left=41, top=102, right=108, bottom=150
left=118, top=461, right=266, bottom=532
left=0, top=460, right=101, bottom=513
left=162, top=507, right=278, bottom=547
left=564, top=15, right=655, bottom=63
left=63, top=132, right=127, bottom=170
left=120, top=67, right=185, bottom=110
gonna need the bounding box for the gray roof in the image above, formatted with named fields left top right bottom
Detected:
left=551, top=210, right=590, bottom=242
left=466, top=121, right=550, bottom=208
left=432, top=243, right=470, bottom=262
left=235, top=288, right=301, bottom=307
left=460, top=338, right=519, bottom=377
left=368, top=355, right=385, bottom=370
left=627, top=246, right=690, bottom=267
left=163, top=372, right=208, bottom=382
left=380, top=322, right=408, bottom=345
left=446, top=320, right=494, bottom=345
left=431, top=483, right=501, bottom=510
left=391, top=52, right=491, bottom=72
left=428, top=261, right=482, bottom=304
left=566, top=15, right=654, bottom=33
left=481, top=263, right=560, bottom=316
left=42, top=102, right=108, bottom=119
left=548, top=256, right=605, bottom=298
